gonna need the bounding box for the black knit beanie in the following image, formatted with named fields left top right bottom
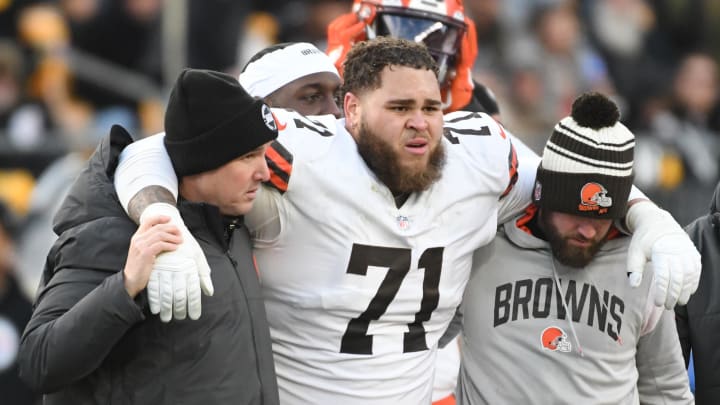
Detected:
left=532, top=92, right=635, bottom=219
left=164, top=68, right=278, bottom=177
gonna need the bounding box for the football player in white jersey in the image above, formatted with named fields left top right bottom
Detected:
left=240, top=41, right=460, bottom=405
left=113, top=38, right=700, bottom=404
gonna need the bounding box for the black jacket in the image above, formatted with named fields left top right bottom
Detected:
left=18, top=126, right=279, bottom=405
left=676, top=181, right=720, bottom=404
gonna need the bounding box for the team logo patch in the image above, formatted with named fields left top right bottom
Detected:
left=396, top=215, right=411, bottom=230
left=578, top=182, right=612, bottom=214
left=533, top=181, right=542, bottom=201
left=541, top=326, right=572, bottom=353
left=261, top=104, right=277, bottom=132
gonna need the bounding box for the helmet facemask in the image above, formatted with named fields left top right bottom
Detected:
left=364, top=5, right=466, bottom=89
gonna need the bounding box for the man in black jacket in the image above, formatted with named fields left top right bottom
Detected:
left=676, top=180, right=720, bottom=404
left=17, top=69, right=280, bottom=405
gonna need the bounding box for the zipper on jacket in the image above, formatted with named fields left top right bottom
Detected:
left=224, top=217, right=241, bottom=267
left=224, top=217, right=240, bottom=244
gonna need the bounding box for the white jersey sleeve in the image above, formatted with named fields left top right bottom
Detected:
left=113, top=108, right=332, bottom=225
left=114, top=133, right=178, bottom=212
left=443, top=111, right=534, bottom=225
left=498, top=133, right=540, bottom=224
left=246, top=109, right=341, bottom=244
left=442, top=111, right=517, bottom=193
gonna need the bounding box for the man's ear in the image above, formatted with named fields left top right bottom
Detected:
left=344, top=92, right=360, bottom=128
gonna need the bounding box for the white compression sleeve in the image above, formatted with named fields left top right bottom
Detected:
left=115, top=133, right=179, bottom=212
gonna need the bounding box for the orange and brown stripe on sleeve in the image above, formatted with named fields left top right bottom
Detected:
left=500, top=142, right=519, bottom=199
left=515, top=204, right=538, bottom=235
left=264, top=140, right=293, bottom=194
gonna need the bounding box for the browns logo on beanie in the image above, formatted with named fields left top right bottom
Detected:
left=164, top=68, right=278, bottom=177
left=532, top=92, right=635, bottom=219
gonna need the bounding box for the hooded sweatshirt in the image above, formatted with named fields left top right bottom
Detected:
left=457, top=207, right=693, bottom=404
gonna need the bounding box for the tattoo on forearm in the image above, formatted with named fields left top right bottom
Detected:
left=128, top=185, right=177, bottom=223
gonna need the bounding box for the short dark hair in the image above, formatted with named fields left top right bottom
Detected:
left=341, top=37, right=438, bottom=96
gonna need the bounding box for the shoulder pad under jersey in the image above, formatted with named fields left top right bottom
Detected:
left=265, top=108, right=344, bottom=193
left=442, top=110, right=518, bottom=197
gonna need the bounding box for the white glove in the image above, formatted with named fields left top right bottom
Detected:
left=625, top=201, right=701, bottom=309
left=140, top=203, right=214, bottom=322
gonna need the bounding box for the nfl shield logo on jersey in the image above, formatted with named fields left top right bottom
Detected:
left=396, top=215, right=411, bottom=230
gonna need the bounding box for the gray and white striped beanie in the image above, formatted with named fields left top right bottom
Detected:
left=532, top=92, right=635, bottom=219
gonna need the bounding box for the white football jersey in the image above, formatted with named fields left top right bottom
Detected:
left=247, top=108, right=536, bottom=404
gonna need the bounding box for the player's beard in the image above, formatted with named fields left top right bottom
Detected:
left=540, top=210, right=610, bottom=268
left=356, top=120, right=446, bottom=195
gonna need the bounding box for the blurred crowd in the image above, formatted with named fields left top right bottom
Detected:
left=0, top=0, right=719, bottom=401
left=467, top=0, right=720, bottom=227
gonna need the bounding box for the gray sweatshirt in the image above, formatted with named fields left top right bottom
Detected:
left=457, top=211, right=693, bottom=405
